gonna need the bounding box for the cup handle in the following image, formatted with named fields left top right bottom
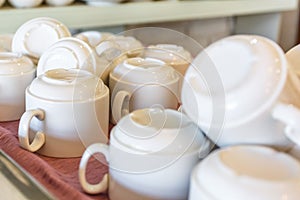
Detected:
left=18, top=109, right=46, bottom=152
left=79, top=143, right=110, bottom=194
left=112, top=90, right=131, bottom=123
left=272, top=103, right=300, bottom=145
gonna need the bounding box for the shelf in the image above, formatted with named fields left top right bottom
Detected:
left=0, top=0, right=298, bottom=34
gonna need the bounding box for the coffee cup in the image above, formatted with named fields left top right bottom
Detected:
left=109, top=57, right=180, bottom=124
left=8, top=0, right=43, bottom=8
left=75, top=31, right=115, bottom=48
left=79, top=108, right=212, bottom=200
left=181, top=34, right=300, bottom=151
left=0, top=52, right=36, bottom=122
left=189, top=145, right=300, bottom=200
left=18, top=68, right=109, bottom=157
left=143, top=44, right=193, bottom=76
left=45, top=0, right=75, bottom=6
left=36, top=37, right=97, bottom=77
left=105, top=35, right=144, bottom=57
left=95, top=40, right=127, bottom=85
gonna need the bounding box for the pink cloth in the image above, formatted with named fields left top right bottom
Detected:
left=0, top=121, right=109, bottom=200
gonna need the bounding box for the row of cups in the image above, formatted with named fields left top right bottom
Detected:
left=3, top=16, right=300, bottom=199
left=0, top=17, right=193, bottom=156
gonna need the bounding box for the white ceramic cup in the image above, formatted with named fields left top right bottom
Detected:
left=45, top=0, right=75, bottom=6
left=75, top=31, right=115, bottom=48
left=8, top=0, right=43, bottom=8
left=12, top=17, right=71, bottom=64
left=94, top=40, right=127, bottom=85
left=0, top=52, right=36, bottom=122
left=109, top=57, right=180, bottom=124
left=181, top=34, right=300, bottom=151
left=106, top=35, right=144, bottom=57
left=143, top=44, right=193, bottom=76
left=189, top=145, right=300, bottom=200
left=79, top=108, right=212, bottom=200
left=18, top=68, right=109, bottom=158
left=37, top=37, right=97, bottom=77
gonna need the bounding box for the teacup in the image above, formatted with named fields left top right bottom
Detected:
left=143, top=44, right=193, bottom=76
left=18, top=68, right=109, bottom=158
left=181, top=34, right=300, bottom=151
left=105, top=35, right=144, bottom=57
left=79, top=108, right=212, bottom=200
left=109, top=57, right=180, bottom=123
left=12, top=17, right=71, bottom=64
left=37, top=37, right=97, bottom=77
left=189, top=145, right=300, bottom=200
left=0, top=52, right=36, bottom=122
left=8, top=0, right=43, bottom=8
left=75, top=31, right=115, bottom=48
left=45, top=0, right=75, bottom=6
left=95, top=40, right=127, bottom=85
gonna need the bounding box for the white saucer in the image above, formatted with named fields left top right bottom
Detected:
left=12, top=17, right=71, bottom=61
left=37, top=37, right=97, bottom=76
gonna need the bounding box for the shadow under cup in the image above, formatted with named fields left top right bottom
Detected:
left=23, top=87, right=109, bottom=158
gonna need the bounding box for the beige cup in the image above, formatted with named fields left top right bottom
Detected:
left=18, top=69, right=109, bottom=157
left=109, top=57, right=180, bottom=124
left=143, top=44, right=192, bottom=76
left=0, top=52, right=36, bottom=122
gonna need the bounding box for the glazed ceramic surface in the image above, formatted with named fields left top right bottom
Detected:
left=79, top=108, right=212, bottom=200
left=18, top=68, right=109, bottom=157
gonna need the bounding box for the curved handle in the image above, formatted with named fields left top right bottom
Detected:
left=18, top=109, right=46, bottom=152
left=112, top=90, right=131, bottom=124
left=79, top=143, right=110, bottom=194
left=272, top=103, right=300, bottom=146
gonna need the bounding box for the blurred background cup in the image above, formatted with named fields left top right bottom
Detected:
left=106, top=35, right=144, bottom=57
left=79, top=108, right=212, bottom=200
left=181, top=34, right=300, bottom=151
left=8, top=0, right=43, bottom=8
left=45, top=0, right=75, bottom=6
left=189, top=145, right=300, bottom=200
left=109, top=57, right=180, bottom=124
left=143, top=44, right=192, bottom=76
left=143, top=43, right=193, bottom=102
left=18, top=68, right=109, bottom=158
left=75, top=31, right=115, bottom=48
left=95, top=40, right=127, bottom=85
left=0, top=52, right=35, bottom=122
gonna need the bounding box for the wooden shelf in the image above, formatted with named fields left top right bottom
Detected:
left=0, top=0, right=298, bottom=33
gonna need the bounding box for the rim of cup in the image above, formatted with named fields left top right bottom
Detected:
left=27, top=69, right=109, bottom=103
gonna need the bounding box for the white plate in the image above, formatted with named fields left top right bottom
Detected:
left=37, top=37, right=97, bottom=76
left=12, top=17, right=71, bottom=61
